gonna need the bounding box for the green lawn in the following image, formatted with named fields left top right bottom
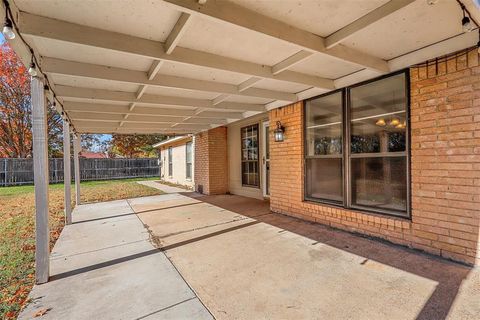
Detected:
left=0, top=177, right=163, bottom=319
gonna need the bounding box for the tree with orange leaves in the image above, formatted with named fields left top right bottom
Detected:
left=0, top=42, right=32, bottom=157
left=0, top=42, right=66, bottom=157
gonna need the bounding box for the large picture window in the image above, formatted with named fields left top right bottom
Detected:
left=304, top=71, right=409, bottom=217
left=241, top=124, right=259, bottom=187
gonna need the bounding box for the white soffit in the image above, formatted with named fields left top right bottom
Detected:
left=227, top=0, right=390, bottom=37
left=289, top=54, right=363, bottom=79
left=222, top=95, right=272, bottom=105
left=159, top=61, right=251, bottom=84
left=253, top=79, right=310, bottom=94
left=30, top=37, right=154, bottom=72
left=7, top=0, right=479, bottom=135
left=50, top=74, right=140, bottom=93
left=179, top=16, right=301, bottom=66
left=343, top=0, right=472, bottom=60
left=15, top=0, right=181, bottom=42
left=145, top=86, right=219, bottom=100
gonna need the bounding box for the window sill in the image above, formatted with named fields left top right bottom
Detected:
left=302, top=198, right=411, bottom=220
left=242, top=184, right=260, bottom=189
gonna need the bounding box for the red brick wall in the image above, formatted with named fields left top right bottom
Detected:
left=269, top=50, right=480, bottom=265
left=194, top=127, right=228, bottom=195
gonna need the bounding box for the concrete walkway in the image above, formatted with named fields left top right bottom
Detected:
left=137, top=180, right=188, bottom=194
left=19, top=196, right=213, bottom=320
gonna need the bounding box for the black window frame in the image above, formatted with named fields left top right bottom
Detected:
left=303, top=69, right=411, bottom=219
left=185, top=141, right=193, bottom=180
left=241, top=123, right=260, bottom=188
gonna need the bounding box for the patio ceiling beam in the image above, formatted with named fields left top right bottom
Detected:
left=62, top=102, right=244, bottom=119
left=325, top=0, right=415, bottom=49
left=165, top=12, right=192, bottom=54
left=19, top=12, right=334, bottom=89
left=73, top=120, right=211, bottom=130
left=41, top=58, right=296, bottom=102
left=162, top=0, right=389, bottom=73
left=68, top=112, right=228, bottom=125
left=77, top=128, right=195, bottom=134
left=238, top=77, right=262, bottom=92
left=55, top=86, right=266, bottom=112
left=272, top=50, right=313, bottom=75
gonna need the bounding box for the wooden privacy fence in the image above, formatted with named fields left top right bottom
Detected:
left=0, top=158, right=160, bottom=187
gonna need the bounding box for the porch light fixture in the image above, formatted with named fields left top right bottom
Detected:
left=461, top=9, right=474, bottom=32
left=28, top=61, right=37, bottom=77
left=274, top=121, right=285, bottom=142
left=2, top=1, right=15, bottom=40
left=477, top=31, right=480, bottom=53
left=2, top=17, right=14, bottom=39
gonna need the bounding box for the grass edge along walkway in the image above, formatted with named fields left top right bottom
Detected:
left=0, top=177, right=163, bottom=319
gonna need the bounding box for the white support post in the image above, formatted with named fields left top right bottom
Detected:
left=63, top=119, right=72, bottom=224
left=31, top=77, right=49, bottom=284
left=73, top=134, right=81, bottom=205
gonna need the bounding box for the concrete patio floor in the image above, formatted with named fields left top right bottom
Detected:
left=20, top=192, right=479, bottom=319
left=19, top=197, right=213, bottom=320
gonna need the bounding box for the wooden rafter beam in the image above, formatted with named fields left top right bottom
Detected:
left=165, top=12, right=192, bottom=54
left=325, top=0, right=415, bottom=49
left=162, top=0, right=389, bottom=72
left=41, top=58, right=296, bottom=102
left=55, top=85, right=266, bottom=112
left=19, top=12, right=334, bottom=89
left=62, top=102, right=245, bottom=119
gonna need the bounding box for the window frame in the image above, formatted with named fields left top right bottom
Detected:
left=168, top=146, right=173, bottom=177
left=304, top=88, right=346, bottom=207
left=185, top=141, right=193, bottom=180
left=240, top=123, right=260, bottom=188
left=303, top=69, right=411, bottom=219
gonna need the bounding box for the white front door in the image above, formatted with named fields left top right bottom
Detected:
left=262, top=121, right=270, bottom=197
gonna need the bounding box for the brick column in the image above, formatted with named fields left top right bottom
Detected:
left=194, top=127, right=228, bottom=195
left=410, top=49, right=480, bottom=265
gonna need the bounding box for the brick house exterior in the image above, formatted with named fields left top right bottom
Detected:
left=194, top=49, right=480, bottom=266
left=194, top=127, right=229, bottom=195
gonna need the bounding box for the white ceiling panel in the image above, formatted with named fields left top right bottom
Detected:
left=30, top=37, right=153, bottom=71
left=16, top=0, right=180, bottom=42
left=50, top=74, right=139, bottom=93
left=159, top=61, right=251, bottom=84
left=254, top=79, right=310, bottom=94
left=222, top=95, right=272, bottom=105
left=145, top=86, right=219, bottom=100
left=179, top=15, right=301, bottom=66
left=228, top=0, right=389, bottom=37
left=343, top=0, right=467, bottom=60
left=289, top=53, right=363, bottom=79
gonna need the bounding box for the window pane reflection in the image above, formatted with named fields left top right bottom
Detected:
left=350, top=73, right=406, bottom=154
left=351, top=157, right=407, bottom=213
left=306, top=92, right=343, bottom=156
left=305, top=158, right=343, bottom=203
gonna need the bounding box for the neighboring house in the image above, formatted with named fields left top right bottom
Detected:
left=154, top=136, right=194, bottom=188
left=79, top=150, right=108, bottom=159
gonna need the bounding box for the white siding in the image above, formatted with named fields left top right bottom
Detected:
left=159, top=138, right=194, bottom=187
